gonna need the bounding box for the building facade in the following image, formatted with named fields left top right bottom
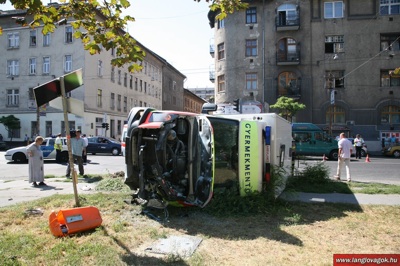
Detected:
left=208, top=0, right=400, bottom=144
left=183, top=89, right=207, bottom=113
left=0, top=8, right=185, bottom=141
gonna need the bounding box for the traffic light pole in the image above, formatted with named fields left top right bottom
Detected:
left=60, top=76, right=80, bottom=207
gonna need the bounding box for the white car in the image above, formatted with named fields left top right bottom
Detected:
left=4, top=137, right=68, bottom=163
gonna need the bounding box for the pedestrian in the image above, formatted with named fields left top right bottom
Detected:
left=354, top=134, right=364, bottom=159
left=54, top=133, right=63, bottom=163
left=24, top=134, right=29, bottom=145
left=390, top=134, right=397, bottom=146
left=66, top=130, right=86, bottom=178
left=27, top=136, right=46, bottom=187
left=81, top=133, right=89, bottom=163
left=334, top=132, right=353, bottom=182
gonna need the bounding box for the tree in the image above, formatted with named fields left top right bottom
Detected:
left=0, top=0, right=247, bottom=72
left=270, top=96, right=306, bottom=122
left=0, top=115, right=21, bottom=141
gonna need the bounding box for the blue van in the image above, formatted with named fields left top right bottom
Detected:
left=292, top=123, right=338, bottom=160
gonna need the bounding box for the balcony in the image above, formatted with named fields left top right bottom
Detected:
left=209, top=70, right=215, bottom=83
left=276, top=48, right=301, bottom=65
left=275, top=5, right=300, bottom=31
left=277, top=79, right=302, bottom=99
left=275, top=14, right=300, bottom=31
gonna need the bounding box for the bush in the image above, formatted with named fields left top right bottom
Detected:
left=299, top=162, right=330, bottom=184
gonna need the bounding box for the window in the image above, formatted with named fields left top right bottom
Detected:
left=325, top=70, right=345, bottom=89
left=217, top=43, right=225, bottom=60
left=277, top=4, right=298, bottom=26
left=246, top=7, right=257, bottom=24
left=217, top=18, right=225, bottom=29
left=29, top=58, right=36, bottom=75
left=8, top=121, right=21, bottom=139
left=140, top=80, right=143, bottom=92
left=381, top=70, right=400, bottom=87
left=217, top=75, right=225, bottom=92
left=7, top=89, right=19, bottom=106
left=29, top=88, right=35, bottom=100
left=65, top=26, right=73, bottom=43
left=118, top=70, right=121, bottom=84
left=98, top=60, right=103, bottom=77
left=117, top=95, right=121, bottom=111
left=7, top=32, right=19, bottom=48
left=110, top=93, right=115, bottom=109
left=30, top=30, right=37, bottom=47
left=45, top=121, right=52, bottom=138
left=135, top=78, right=138, bottom=90
left=111, top=67, right=115, bottom=82
left=277, top=38, right=299, bottom=62
left=43, top=33, right=51, bottom=46
left=380, top=33, right=400, bottom=51
left=7, top=60, right=19, bottom=76
left=124, top=73, right=127, bottom=87
left=144, top=82, right=147, bottom=93
left=326, top=105, right=345, bottom=125
left=43, top=57, right=50, bottom=74
left=64, top=55, right=72, bottom=72
left=246, top=73, right=258, bottom=90
left=129, top=75, right=133, bottom=89
left=324, top=1, right=344, bottom=19
left=245, top=39, right=257, bottom=57
left=381, top=105, right=400, bottom=124
left=97, top=89, right=102, bottom=107
left=325, top=35, right=344, bottom=53
left=380, top=0, right=400, bottom=15
left=278, top=71, right=299, bottom=96
left=124, top=96, right=127, bottom=112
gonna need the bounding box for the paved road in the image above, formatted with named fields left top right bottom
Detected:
left=0, top=152, right=126, bottom=181
left=1, top=152, right=400, bottom=207
left=294, top=155, right=400, bottom=185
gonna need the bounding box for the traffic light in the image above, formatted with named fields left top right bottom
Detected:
left=102, top=123, right=106, bottom=128
left=233, top=99, right=240, bottom=113
left=105, top=123, right=109, bottom=130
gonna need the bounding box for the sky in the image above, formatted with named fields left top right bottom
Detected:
left=0, top=0, right=216, bottom=89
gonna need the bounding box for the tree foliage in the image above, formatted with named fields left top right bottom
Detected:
left=270, top=96, right=306, bottom=122
left=0, top=0, right=247, bottom=71
left=0, top=115, right=21, bottom=141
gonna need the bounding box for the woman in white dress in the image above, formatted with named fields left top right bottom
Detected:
left=27, top=136, right=46, bottom=187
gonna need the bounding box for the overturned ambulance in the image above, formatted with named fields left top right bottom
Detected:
left=124, top=107, right=292, bottom=209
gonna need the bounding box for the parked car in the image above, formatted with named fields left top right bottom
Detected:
left=383, top=145, right=400, bottom=158
left=86, top=136, right=121, bottom=156
left=347, top=138, right=368, bottom=157
left=4, top=137, right=68, bottom=163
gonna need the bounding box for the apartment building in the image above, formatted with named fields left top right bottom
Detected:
left=208, top=0, right=400, bottom=142
left=0, top=7, right=185, bottom=141
left=183, top=89, right=207, bottom=113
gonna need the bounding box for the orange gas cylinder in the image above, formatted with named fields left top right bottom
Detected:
left=49, top=206, right=102, bottom=237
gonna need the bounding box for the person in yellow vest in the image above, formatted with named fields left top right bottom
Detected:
left=54, top=133, right=63, bottom=163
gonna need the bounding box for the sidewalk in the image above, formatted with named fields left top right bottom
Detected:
left=279, top=191, right=400, bottom=206
left=2, top=178, right=400, bottom=208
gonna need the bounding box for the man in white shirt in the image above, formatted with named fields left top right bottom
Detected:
left=334, top=132, right=353, bottom=182
left=82, top=133, right=89, bottom=163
